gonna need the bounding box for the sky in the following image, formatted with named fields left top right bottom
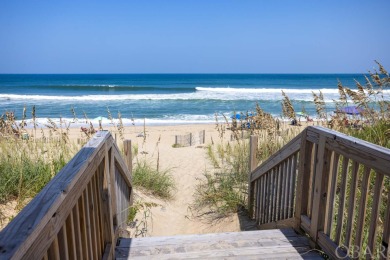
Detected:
left=0, top=1, right=389, bottom=73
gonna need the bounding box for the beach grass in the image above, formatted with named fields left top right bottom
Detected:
left=132, top=159, right=175, bottom=199
left=0, top=134, right=80, bottom=208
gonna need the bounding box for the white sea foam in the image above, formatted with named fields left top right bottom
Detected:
left=17, top=115, right=219, bottom=128
left=196, top=87, right=340, bottom=94
left=1, top=88, right=388, bottom=103
left=16, top=113, right=323, bottom=129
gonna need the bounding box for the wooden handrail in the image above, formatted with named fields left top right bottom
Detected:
left=249, top=126, right=390, bottom=259
left=0, top=131, right=133, bottom=260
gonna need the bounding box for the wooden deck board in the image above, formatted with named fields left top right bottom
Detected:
left=115, top=228, right=324, bottom=259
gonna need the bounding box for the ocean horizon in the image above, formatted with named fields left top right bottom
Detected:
left=0, top=73, right=388, bottom=127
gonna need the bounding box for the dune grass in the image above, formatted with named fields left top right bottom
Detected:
left=132, top=159, right=176, bottom=199
left=0, top=139, right=74, bottom=205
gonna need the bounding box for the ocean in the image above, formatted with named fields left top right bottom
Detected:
left=0, top=74, right=386, bottom=127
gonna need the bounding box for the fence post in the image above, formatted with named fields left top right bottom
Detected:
left=123, top=139, right=133, bottom=207
left=124, top=140, right=132, bottom=175
left=202, top=130, right=205, bottom=144
left=189, top=133, right=192, bottom=146
left=248, top=135, right=258, bottom=218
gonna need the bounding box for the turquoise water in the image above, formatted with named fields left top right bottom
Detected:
left=0, top=74, right=385, bottom=126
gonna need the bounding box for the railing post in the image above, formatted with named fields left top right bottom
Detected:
left=294, top=128, right=311, bottom=231
left=123, top=139, right=133, bottom=207
left=103, top=142, right=116, bottom=259
left=248, top=135, right=258, bottom=218
left=309, top=135, right=331, bottom=247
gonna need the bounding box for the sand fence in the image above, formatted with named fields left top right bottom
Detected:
left=175, top=129, right=205, bottom=147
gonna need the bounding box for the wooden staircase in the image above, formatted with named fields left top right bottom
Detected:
left=115, top=228, right=323, bottom=259
left=1, top=127, right=389, bottom=259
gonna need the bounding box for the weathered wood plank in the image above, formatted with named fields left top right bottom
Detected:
left=308, top=143, right=318, bottom=218
left=272, top=168, right=277, bottom=222
left=72, top=204, right=83, bottom=260
left=335, top=156, right=350, bottom=245
left=259, top=177, right=264, bottom=224
left=48, top=237, right=60, bottom=260
left=279, top=162, right=286, bottom=221
left=381, top=190, right=390, bottom=260
left=367, top=171, right=384, bottom=256
left=272, top=166, right=279, bottom=222
left=264, top=173, right=269, bottom=223
left=96, top=162, right=106, bottom=254
left=255, top=180, right=260, bottom=224
left=109, top=147, right=118, bottom=228
left=294, top=128, right=311, bottom=230
left=58, top=226, right=69, bottom=260
left=317, top=231, right=348, bottom=260
left=289, top=153, right=297, bottom=218
left=276, top=164, right=283, bottom=222
left=261, top=175, right=266, bottom=224
left=301, top=215, right=311, bottom=235
left=79, top=192, right=90, bottom=260
left=65, top=212, right=76, bottom=260
left=283, top=158, right=290, bottom=220
left=117, top=246, right=321, bottom=260
left=345, top=161, right=359, bottom=249
left=310, top=135, right=331, bottom=244
left=116, top=228, right=323, bottom=259
left=354, top=166, right=371, bottom=256
left=325, top=152, right=340, bottom=236
left=307, top=126, right=390, bottom=176
left=87, top=180, right=98, bottom=260
left=102, top=143, right=116, bottom=260
left=117, top=229, right=303, bottom=247
left=92, top=174, right=103, bottom=256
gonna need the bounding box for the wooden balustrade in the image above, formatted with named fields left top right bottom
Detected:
left=0, top=131, right=133, bottom=260
left=249, top=131, right=301, bottom=229
left=249, top=126, right=390, bottom=259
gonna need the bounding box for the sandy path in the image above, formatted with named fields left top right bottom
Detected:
left=120, top=124, right=240, bottom=237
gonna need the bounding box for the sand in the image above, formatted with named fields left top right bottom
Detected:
left=115, top=123, right=241, bottom=237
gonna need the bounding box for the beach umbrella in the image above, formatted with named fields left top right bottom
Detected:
left=94, top=116, right=108, bottom=121
left=296, top=112, right=308, bottom=117
left=230, top=113, right=242, bottom=119
left=337, top=106, right=364, bottom=115
left=230, top=113, right=254, bottom=120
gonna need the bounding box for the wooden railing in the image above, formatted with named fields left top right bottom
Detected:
left=0, top=131, right=133, bottom=260
left=249, top=126, right=390, bottom=259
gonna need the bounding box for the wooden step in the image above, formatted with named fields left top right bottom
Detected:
left=115, top=228, right=324, bottom=259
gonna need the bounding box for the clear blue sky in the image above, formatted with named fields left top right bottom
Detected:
left=0, top=0, right=389, bottom=73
